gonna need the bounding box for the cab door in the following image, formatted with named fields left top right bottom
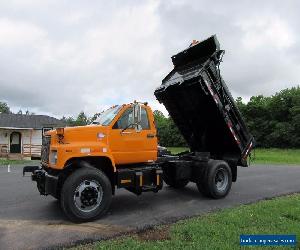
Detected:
left=109, top=106, right=157, bottom=165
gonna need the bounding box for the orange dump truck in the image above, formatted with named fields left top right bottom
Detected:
left=23, top=35, right=254, bottom=222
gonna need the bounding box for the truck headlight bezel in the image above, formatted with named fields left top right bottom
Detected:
left=49, top=150, right=58, bottom=165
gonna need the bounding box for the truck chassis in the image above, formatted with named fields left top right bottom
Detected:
left=24, top=150, right=235, bottom=222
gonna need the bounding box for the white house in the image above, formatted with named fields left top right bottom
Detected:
left=0, top=113, right=64, bottom=160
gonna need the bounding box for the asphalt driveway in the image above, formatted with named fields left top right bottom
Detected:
left=0, top=164, right=299, bottom=249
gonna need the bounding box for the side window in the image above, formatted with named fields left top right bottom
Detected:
left=113, top=106, right=150, bottom=130
left=140, top=107, right=150, bottom=129
left=113, top=108, right=134, bottom=129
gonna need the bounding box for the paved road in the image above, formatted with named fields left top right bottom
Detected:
left=0, top=164, right=300, bottom=249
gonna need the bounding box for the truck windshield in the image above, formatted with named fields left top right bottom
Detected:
left=93, top=105, right=122, bottom=126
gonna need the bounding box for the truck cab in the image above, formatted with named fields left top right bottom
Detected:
left=43, top=102, right=157, bottom=170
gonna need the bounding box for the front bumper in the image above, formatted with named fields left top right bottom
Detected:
left=23, top=166, right=58, bottom=196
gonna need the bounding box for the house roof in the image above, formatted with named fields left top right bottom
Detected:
left=0, top=113, right=65, bottom=129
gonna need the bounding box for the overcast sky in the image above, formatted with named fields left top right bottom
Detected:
left=0, top=0, right=299, bottom=118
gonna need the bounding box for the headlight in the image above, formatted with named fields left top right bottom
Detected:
left=50, top=150, right=57, bottom=165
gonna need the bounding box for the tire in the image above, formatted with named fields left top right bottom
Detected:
left=197, top=160, right=232, bottom=199
left=60, top=165, right=112, bottom=222
left=162, top=166, right=189, bottom=188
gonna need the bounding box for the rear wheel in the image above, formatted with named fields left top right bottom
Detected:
left=197, top=160, right=232, bottom=199
left=60, top=166, right=112, bottom=222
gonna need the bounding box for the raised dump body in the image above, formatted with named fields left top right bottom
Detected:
left=155, top=35, right=254, bottom=166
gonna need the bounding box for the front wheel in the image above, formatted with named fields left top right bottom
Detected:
left=60, top=166, right=112, bottom=222
left=197, top=160, right=232, bottom=199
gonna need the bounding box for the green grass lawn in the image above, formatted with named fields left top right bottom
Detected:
left=167, top=147, right=189, bottom=155
left=168, top=147, right=300, bottom=165
left=0, top=158, right=36, bottom=165
left=251, top=148, right=300, bottom=165
left=74, top=194, right=300, bottom=250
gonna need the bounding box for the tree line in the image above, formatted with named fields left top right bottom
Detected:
left=235, top=86, right=299, bottom=148
left=61, top=112, right=101, bottom=126
left=153, top=86, right=300, bottom=148
left=1, top=86, right=299, bottom=148
left=0, top=103, right=35, bottom=115
left=0, top=102, right=99, bottom=126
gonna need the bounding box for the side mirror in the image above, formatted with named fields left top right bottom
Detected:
left=133, top=103, right=142, bottom=132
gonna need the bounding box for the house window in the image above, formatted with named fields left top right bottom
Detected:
left=42, top=127, right=53, bottom=136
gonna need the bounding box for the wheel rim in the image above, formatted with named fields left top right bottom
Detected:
left=214, top=168, right=228, bottom=192
left=73, top=180, right=103, bottom=213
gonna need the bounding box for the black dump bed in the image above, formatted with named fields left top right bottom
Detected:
left=154, top=35, right=254, bottom=166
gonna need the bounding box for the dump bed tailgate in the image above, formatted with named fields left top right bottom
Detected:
left=154, top=35, right=254, bottom=166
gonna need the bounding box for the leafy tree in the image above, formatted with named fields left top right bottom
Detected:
left=76, top=111, right=89, bottom=126
left=89, top=112, right=101, bottom=124
left=153, top=110, right=186, bottom=147
left=63, top=111, right=102, bottom=126
left=0, top=102, right=10, bottom=113
left=62, top=116, right=76, bottom=126
left=236, top=86, right=300, bottom=148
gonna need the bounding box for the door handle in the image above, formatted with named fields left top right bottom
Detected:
left=147, top=134, right=155, bottom=138
left=120, top=131, right=133, bottom=135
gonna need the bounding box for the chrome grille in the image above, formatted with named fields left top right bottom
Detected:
left=41, top=135, right=51, bottom=163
